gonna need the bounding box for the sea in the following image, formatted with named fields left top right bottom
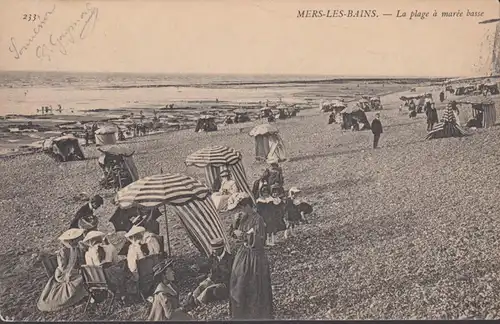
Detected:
left=0, top=71, right=439, bottom=116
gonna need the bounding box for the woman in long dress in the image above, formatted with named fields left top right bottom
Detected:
left=147, top=259, right=192, bottom=321
left=37, top=229, right=88, bottom=312
left=228, top=193, right=273, bottom=319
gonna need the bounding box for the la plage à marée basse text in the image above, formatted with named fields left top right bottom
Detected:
left=297, top=9, right=377, bottom=18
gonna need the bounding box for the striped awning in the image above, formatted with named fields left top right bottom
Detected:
left=185, top=146, right=256, bottom=204
left=442, top=106, right=456, bottom=123
left=185, top=146, right=242, bottom=167
left=116, top=173, right=230, bottom=256
left=116, top=173, right=210, bottom=208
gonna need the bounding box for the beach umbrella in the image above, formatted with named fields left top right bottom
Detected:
left=116, top=173, right=230, bottom=257
left=249, top=123, right=279, bottom=137
left=185, top=145, right=256, bottom=204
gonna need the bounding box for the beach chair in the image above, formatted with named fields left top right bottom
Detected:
left=80, top=265, right=116, bottom=315
left=136, top=253, right=165, bottom=301
left=40, top=254, right=58, bottom=278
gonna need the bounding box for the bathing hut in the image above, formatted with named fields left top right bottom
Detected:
left=95, top=126, right=117, bottom=146
left=249, top=123, right=287, bottom=162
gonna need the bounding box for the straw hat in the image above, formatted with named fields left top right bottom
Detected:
left=125, top=225, right=146, bottom=238
left=227, top=192, right=251, bottom=211
left=220, top=169, right=230, bottom=177
left=83, top=231, right=106, bottom=243
left=58, top=228, right=85, bottom=241
left=289, top=187, right=301, bottom=195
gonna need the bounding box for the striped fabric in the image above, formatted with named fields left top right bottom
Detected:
left=171, top=198, right=231, bottom=256
left=204, top=165, right=221, bottom=191
left=227, top=160, right=256, bottom=204
left=186, top=146, right=242, bottom=167
left=442, top=106, right=456, bottom=123
left=186, top=146, right=256, bottom=204
left=116, top=173, right=210, bottom=208
left=483, top=103, right=497, bottom=128
left=116, top=173, right=229, bottom=257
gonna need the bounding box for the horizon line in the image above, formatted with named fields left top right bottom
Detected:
left=0, top=69, right=463, bottom=80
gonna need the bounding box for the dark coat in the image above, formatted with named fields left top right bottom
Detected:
left=70, top=204, right=96, bottom=229
left=209, top=252, right=233, bottom=286
left=371, top=119, right=383, bottom=135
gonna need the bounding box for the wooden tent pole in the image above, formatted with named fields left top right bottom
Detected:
left=164, top=205, right=171, bottom=257
left=159, top=167, right=172, bottom=256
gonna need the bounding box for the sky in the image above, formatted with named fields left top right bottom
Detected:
left=0, top=0, right=498, bottom=77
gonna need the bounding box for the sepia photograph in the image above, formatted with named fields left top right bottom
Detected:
left=1, top=0, right=500, bottom=321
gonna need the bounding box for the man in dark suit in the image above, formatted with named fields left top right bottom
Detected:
left=183, top=238, right=233, bottom=309
left=69, top=195, right=104, bottom=232
left=371, top=113, right=383, bottom=149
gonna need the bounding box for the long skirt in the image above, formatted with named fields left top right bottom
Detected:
left=229, top=247, right=273, bottom=319
left=37, top=270, right=88, bottom=312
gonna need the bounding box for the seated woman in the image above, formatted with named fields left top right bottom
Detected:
left=37, top=228, right=88, bottom=312
left=212, top=169, right=240, bottom=211
left=83, top=231, right=126, bottom=295
left=147, top=259, right=192, bottom=321
left=125, top=226, right=162, bottom=278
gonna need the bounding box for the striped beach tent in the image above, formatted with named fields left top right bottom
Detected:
left=426, top=105, right=467, bottom=140
left=185, top=146, right=256, bottom=204
left=116, top=173, right=230, bottom=257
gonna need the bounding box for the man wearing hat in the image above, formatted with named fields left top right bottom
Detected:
left=370, top=113, right=383, bottom=149
left=69, top=195, right=104, bottom=233
left=183, top=237, right=233, bottom=309
left=148, top=259, right=192, bottom=321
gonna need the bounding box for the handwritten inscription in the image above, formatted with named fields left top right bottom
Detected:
left=8, top=3, right=99, bottom=62
left=9, top=5, right=56, bottom=59
left=43, top=3, right=99, bottom=59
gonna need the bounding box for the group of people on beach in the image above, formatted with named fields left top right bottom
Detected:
left=36, top=145, right=311, bottom=320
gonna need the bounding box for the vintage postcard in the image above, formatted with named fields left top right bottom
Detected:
left=1, top=0, right=499, bottom=321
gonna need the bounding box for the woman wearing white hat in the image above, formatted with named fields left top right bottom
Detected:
left=37, top=228, right=88, bottom=312
left=125, top=226, right=162, bottom=276
left=83, top=231, right=126, bottom=297
left=83, top=231, right=118, bottom=266
left=227, top=193, right=273, bottom=319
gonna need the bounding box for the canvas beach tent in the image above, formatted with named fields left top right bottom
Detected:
left=116, top=173, right=231, bottom=257
left=249, top=123, right=287, bottom=162
left=426, top=105, right=467, bottom=140
left=43, top=134, right=85, bottom=162
left=98, top=146, right=140, bottom=190
left=95, top=126, right=117, bottom=146
left=340, top=104, right=371, bottom=130
left=185, top=145, right=256, bottom=204
left=457, top=96, right=497, bottom=129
